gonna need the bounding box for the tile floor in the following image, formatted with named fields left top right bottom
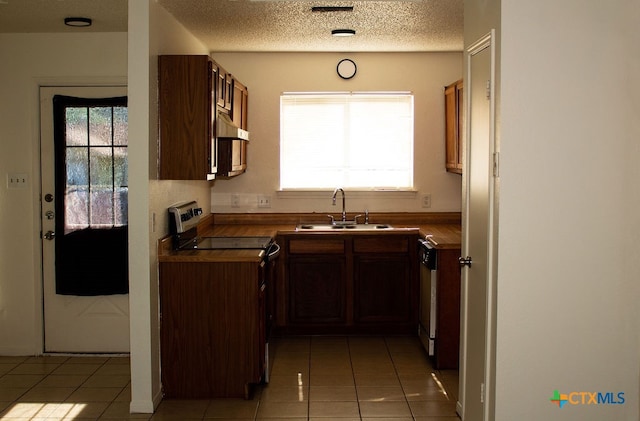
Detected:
left=0, top=336, right=459, bottom=420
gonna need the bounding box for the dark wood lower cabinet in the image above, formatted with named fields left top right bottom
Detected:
left=159, top=261, right=266, bottom=399
left=280, top=233, right=419, bottom=334
left=289, top=257, right=346, bottom=324
left=354, top=255, right=411, bottom=323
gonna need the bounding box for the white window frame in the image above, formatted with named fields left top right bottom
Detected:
left=279, top=92, right=414, bottom=191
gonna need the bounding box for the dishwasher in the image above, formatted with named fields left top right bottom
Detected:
left=418, top=237, right=437, bottom=357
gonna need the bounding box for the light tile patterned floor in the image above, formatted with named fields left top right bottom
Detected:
left=0, top=336, right=459, bottom=420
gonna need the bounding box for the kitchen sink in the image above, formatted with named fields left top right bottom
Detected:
left=296, top=223, right=393, bottom=231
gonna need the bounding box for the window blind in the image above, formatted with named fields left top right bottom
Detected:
left=280, top=92, right=414, bottom=189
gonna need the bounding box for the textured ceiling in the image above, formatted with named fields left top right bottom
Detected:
left=0, top=0, right=463, bottom=52
left=158, top=0, right=463, bottom=52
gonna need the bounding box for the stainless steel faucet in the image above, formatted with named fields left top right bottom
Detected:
left=332, top=188, right=347, bottom=222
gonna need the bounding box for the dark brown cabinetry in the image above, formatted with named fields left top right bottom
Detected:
left=158, top=55, right=216, bottom=180
left=445, top=79, right=464, bottom=174
left=287, top=238, right=347, bottom=326
left=232, top=79, right=249, bottom=130
left=159, top=260, right=268, bottom=399
left=217, top=72, right=249, bottom=178
left=216, top=65, right=226, bottom=108
left=280, top=233, right=418, bottom=335
left=353, top=237, right=414, bottom=325
left=158, top=55, right=249, bottom=180
left=217, top=79, right=249, bottom=178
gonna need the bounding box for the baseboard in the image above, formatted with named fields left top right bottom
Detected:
left=130, top=389, right=163, bottom=414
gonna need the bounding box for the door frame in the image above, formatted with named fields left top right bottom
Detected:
left=33, top=77, right=127, bottom=354
left=458, top=30, right=499, bottom=420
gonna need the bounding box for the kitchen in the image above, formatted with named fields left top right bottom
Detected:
left=1, top=1, right=638, bottom=421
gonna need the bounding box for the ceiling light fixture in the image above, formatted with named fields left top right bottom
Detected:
left=332, top=29, right=355, bottom=37
left=312, top=6, right=354, bottom=12
left=64, top=17, right=92, bottom=27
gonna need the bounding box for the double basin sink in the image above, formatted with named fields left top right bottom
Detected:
left=296, top=223, right=393, bottom=231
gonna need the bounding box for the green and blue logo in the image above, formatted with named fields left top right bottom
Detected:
left=550, top=389, right=625, bottom=408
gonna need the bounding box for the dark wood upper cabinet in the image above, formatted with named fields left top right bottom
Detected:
left=216, top=66, right=226, bottom=108
left=232, top=79, right=248, bottom=130
left=217, top=78, right=249, bottom=178
left=445, top=79, right=464, bottom=174
left=158, top=55, right=250, bottom=180
left=158, top=55, right=216, bottom=180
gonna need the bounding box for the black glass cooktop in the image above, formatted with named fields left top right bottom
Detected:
left=191, top=236, right=273, bottom=250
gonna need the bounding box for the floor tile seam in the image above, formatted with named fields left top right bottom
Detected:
left=305, top=346, right=311, bottom=421
left=346, top=337, right=367, bottom=421
left=383, top=337, right=415, bottom=418
left=22, top=356, right=125, bottom=414
left=34, top=356, right=111, bottom=386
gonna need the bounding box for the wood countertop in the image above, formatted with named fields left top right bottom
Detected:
left=207, top=213, right=461, bottom=248
left=158, top=212, right=461, bottom=262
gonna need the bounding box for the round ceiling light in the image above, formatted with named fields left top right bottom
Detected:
left=331, top=29, right=356, bottom=37
left=64, top=17, right=92, bottom=27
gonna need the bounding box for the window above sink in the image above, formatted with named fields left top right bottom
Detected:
left=280, top=92, right=414, bottom=190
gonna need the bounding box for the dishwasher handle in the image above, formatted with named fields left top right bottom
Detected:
left=266, top=242, right=281, bottom=262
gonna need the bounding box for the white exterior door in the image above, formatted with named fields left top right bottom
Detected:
left=40, top=86, right=130, bottom=353
left=459, top=32, right=497, bottom=421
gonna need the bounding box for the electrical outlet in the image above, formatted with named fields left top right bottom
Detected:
left=231, top=194, right=240, bottom=208
left=422, top=194, right=431, bottom=208
left=258, top=195, right=271, bottom=208
left=7, top=173, right=28, bottom=189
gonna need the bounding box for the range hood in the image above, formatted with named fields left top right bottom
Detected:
left=217, top=112, right=249, bottom=141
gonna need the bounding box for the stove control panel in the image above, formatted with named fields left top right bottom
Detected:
left=168, top=201, right=203, bottom=234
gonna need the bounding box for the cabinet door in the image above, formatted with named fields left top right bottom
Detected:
left=354, top=255, right=411, bottom=323
left=231, top=80, right=244, bottom=128
left=217, top=66, right=226, bottom=107
left=224, top=73, right=233, bottom=111
left=217, top=138, right=247, bottom=177
left=288, top=256, right=347, bottom=325
left=158, top=55, right=213, bottom=180
left=445, top=79, right=463, bottom=174
left=232, top=80, right=249, bottom=131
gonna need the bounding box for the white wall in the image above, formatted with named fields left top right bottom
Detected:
left=494, top=0, right=640, bottom=420
left=210, top=52, right=463, bottom=214
left=128, top=0, right=211, bottom=413
left=0, top=32, right=127, bottom=355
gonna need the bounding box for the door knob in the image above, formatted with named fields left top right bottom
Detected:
left=43, top=231, right=56, bottom=240
left=459, top=256, right=473, bottom=267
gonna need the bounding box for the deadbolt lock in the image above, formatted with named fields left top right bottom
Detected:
left=458, top=256, right=473, bottom=267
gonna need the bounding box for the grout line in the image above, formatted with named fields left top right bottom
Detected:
left=385, top=337, right=416, bottom=421
left=307, top=338, right=311, bottom=421
left=347, top=336, right=363, bottom=421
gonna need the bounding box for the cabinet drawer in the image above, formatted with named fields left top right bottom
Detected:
left=288, top=239, right=344, bottom=254
left=353, top=237, right=409, bottom=253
